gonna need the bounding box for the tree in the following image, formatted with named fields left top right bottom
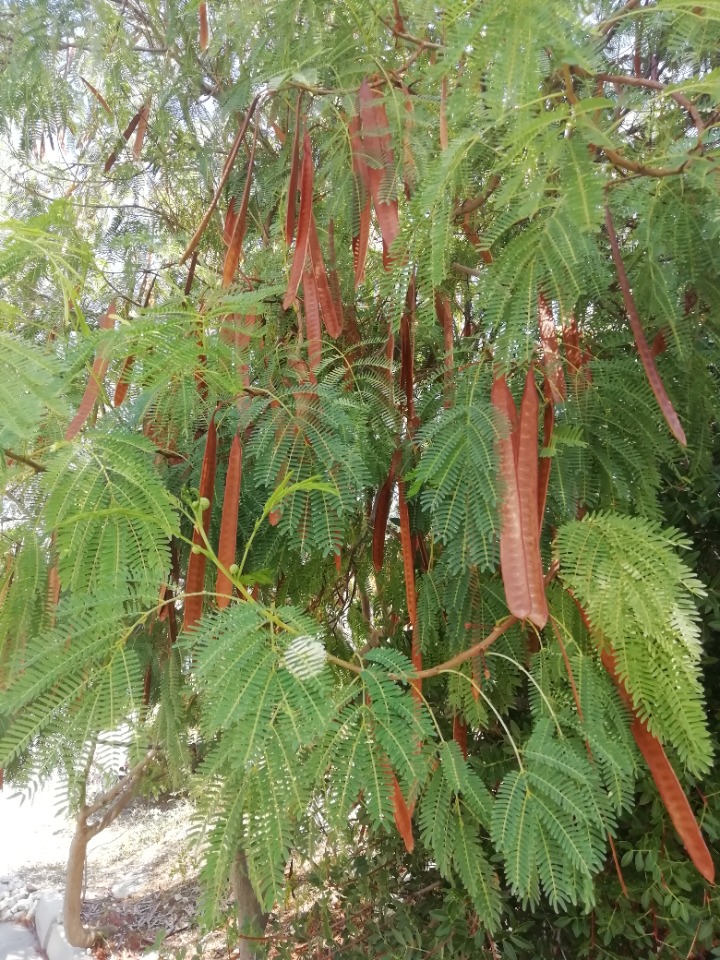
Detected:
left=1, top=0, right=719, bottom=956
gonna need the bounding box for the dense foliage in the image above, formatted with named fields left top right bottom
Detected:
left=1, top=0, right=719, bottom=956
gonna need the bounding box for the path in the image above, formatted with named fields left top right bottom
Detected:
left=0, top=922, right=42, bottom=960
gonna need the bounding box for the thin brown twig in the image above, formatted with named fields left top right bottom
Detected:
left=601, top=146, right=687, bottom=178
left=327, top=561, right=560, bottom=680
left=595, top=72, right=704, bottom=135
left=596, top=0, right=642, bottom=38
left=3, top=448, right=46, bottom=472
left=381, top=18, right=443, bottom=50
left=180, top=93, right=265, bottom=264
left=452, top=262, right=482, bottom=278
left=452, top=174, right=501, bottom=218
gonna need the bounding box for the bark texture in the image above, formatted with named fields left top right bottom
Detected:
left=231, top=848, right=269, bottom=960
left=64, top=750, right=156, bottom=947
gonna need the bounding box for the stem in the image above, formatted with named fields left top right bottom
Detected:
left=595, top=73, right=703, bottom=134
left=2, top=448, right=46, bottom=472
left=180, top=93, right=265, bottom=264
left=327, top=562, right=560, bottom=680
left=444, top=668, right=524, bottom=771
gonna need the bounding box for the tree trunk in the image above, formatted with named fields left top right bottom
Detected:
left=64, top=749, right=156, bottom=947
left=230, top=849, right=268, bottom=960
left=64, top=820, right=96, bottom=948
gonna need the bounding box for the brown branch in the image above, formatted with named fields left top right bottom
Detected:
left=601, top=146, right=687, bottom=178
left=381, top=18, right=443, bottom=50
left=84, top=748, right=157, bottom=817
left=180, top=93, right=265, bottom=264
left=327, top=562, right=560, bottom=680
left=452, top=174, right=501, bottom=218
left=596, top=0, right=642, bottom=38
left=562, top=64, right=579, bottom=107
left=3, top=448, right=46, bottom=472
left=412, top=614, right=518, bottom=680
left=596, top=73, right=704, bottom=135
left=452, top=262, right=482, bottom=278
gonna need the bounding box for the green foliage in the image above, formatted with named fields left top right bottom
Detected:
left=1, top=0, right=720, bottom=956
left=410, top=370, right=501, bottom=572
left=0, top=332, right=67, bottom=448
left=41, top=433, right=179, bottom=597
left=556, top=513, right=712, bottom=773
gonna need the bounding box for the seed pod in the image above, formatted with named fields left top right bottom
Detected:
left=600, top=647, right=714, bottom=884
left=199, top=2, right=209, bottom=50
left=183, top=415, right=217, bottom=632
left=65, top=302, right=116, bottom=440
left=215, top=433, right=242, bottom=609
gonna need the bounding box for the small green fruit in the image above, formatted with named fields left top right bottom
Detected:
left=198, top=496, right=211, bottom=511
left=191, top=544, right=203, bottom=555
left=229, top=563, right=239, bottom=576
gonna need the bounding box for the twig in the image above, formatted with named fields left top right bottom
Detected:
left=452, top=262, right=482, bottom=278
left=180, top=93, right=265, bottom=264
left=381, top=18, right=443, bottom=50
left=84, top=748, right=157, bottom=818
left=452, top=174, right=501, bottom=218
left=327, top=561, right=560, bottom=680
left=3, top=448, right=46, bottom=472
left=595, top=72, right=704, bottom=135
left=596, top=0, right=642, bottom=39
left=601, top=146, right=686, bottom=178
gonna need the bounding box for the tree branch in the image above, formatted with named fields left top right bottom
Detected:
left=596, top=0, right=642, bottom=39
left=180, top=93, right=265, bottom=264
left=3, top=448, right=46, bottom=472
left=327, top=562, right=560, bottom=681
left=452, top=175, right=501, bottom=218
left=601, top=146, right=687, bottom=178
left=595, top=72, right=704, bottom=135
left=84, top=747, right=157, bottom=818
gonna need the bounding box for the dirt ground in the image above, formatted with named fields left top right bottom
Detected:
left=0, top=781, right=233, bottom=958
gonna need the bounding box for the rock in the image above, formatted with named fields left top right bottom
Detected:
left=26, top=881, right=39, bottom=892
left=35, top=892, right=64, bottom=949
left=13, top=896, right=31, bottom=912
left=111, top=875, right=143, bottom=899
left=46, top=921, right=87, bottom=960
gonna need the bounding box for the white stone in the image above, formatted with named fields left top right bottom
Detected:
left=26, top=898, right=39, bottom=921
left=35, top=892, right=64, bottom=949
left=45, top=922, right=86, bottom=960
left=26, top=882, right=38, bottom=892
left=14, top=897, right=31, bottom=912
left=111, top=875, right=143, bottom=899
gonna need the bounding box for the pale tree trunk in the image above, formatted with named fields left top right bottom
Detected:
left=230, top=849, right=268, bottom=960
left=64, top=749, right=157, bottom=948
